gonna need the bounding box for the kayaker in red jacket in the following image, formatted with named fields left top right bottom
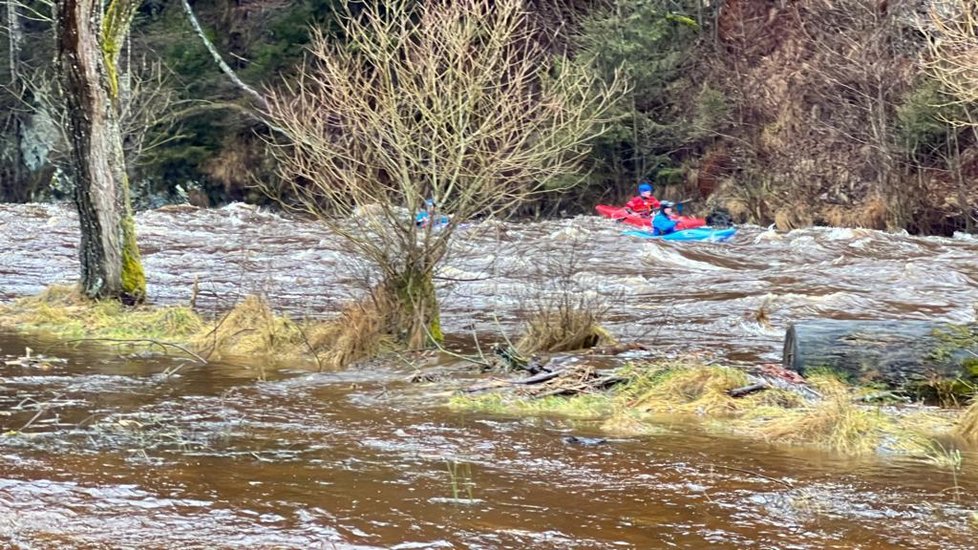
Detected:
left=624, top=182, right=660, bottom=216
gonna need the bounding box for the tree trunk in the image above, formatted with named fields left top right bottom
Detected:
left=2, top=0, right=25, bottom=203
left=55, top=0, right=145, bottom=303
left=382, top=263, right=443, bottom=348
left=783, top=320, right=978, bottom=389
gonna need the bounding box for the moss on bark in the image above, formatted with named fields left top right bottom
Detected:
left=119, top=214, right=145, bottom=303
left=385, top=267, right=442, bottom=347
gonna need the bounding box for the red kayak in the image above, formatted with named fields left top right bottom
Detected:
left=595, top=204, right=706, bottom=230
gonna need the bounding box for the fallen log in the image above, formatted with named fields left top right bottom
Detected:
left=783, top=320, right=978, bottom=390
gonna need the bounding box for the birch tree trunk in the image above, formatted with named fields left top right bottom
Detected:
left=55, top=0, right=146, bottom=303
left=3, top=0, right=25, bottom=202
left=5, top=0, right=18, bottom=81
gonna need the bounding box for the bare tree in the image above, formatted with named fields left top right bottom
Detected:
left=263, top=0, right=621, bottom=347
left=55, top=0, right=145, bottom=302
left=925, top=1, right=978, bottom=108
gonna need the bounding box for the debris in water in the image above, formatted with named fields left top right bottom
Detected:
left=2, top=347, right=67, bottom=370
left=561, top=435, right=607, bottom=446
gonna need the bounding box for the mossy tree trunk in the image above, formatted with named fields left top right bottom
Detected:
left=382, top=257, right=443, bottom=348
left=55, top=0, right=145, bottom=303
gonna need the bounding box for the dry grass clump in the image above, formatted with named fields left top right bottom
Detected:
left=626, top=364, right=748, bottom=416
left=452, top=362, right=962, bottom=458
left=753, top=394, right=885, bottom=455
left=198, top=291, right=394, bottom=368
left=773, top=205, right=813, bottom=232
left=303, top=296, right=391, bottom=369
left=516, top=303, right=615, bottom=354
left=737, top=374, right=953, bottom=456
left=953, top=399, right=978, bottom=442
left=0, top=284, right=204, bottom=341
left=1, top=285, right=399, bottom=370
left=821, top=195, right=887, bottom=229
left=741, top=374, right=883, bottom=454
left=195, top=295, right=305, bottom=359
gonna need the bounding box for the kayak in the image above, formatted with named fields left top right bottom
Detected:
left=622, top=227, right=737, bottom=242
left=416, top=213, right=450, bottom=229
left=595, top=204, right=706, bottom=230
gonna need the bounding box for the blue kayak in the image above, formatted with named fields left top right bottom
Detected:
left=622, top=227, right=737, bottom=242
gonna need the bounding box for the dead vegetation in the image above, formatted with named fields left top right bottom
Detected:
left=516, top=298, right=615, bottom=354
left=514, top=236, right=616, bottom=355
left=701, top=0, right=978, bottom=234
left=452, top=361, right=967, bottom=459
left=195, top=295, right=304, bottom=359
left=954, top=398, right=978, bottom=442
left=301, top=292, right=392, bottom=370
left=0, top=284, right=391, bottom=370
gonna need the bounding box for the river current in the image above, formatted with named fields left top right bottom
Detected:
left=1, top=202, right=977, bottom=548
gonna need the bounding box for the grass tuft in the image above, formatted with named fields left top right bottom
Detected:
left=195, top=295, right=303, bottom=358
left=0, top=285, right=389, bottom=369
left=626, top=364, right=748, bottom=416
left=516, top=304, right=615, bottom=354
left=303, top=296, right=391, bottom=369
left=953, top=399, right=978, bottom=442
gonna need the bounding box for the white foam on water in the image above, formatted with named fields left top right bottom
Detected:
left=639, top=242, right=729, bottom=272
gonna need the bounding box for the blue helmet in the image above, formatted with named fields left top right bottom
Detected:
left=659, top=201, right=675, bottom=211
left=638, top=183, right=653, bottom=194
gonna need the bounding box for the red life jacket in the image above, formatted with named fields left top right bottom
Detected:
left=625, top=195, right=661, bottom=215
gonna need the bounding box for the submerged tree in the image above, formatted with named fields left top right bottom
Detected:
left=264, top=0, right=621, bottom=347
left=55, top=0, right=146, bottom=302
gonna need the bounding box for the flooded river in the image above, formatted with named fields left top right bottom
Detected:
left=2, top=203, right=978, bottom=548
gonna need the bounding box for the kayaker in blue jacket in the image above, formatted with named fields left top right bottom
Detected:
left=416, top=198, right=451, bottom=229
left=652, top=201, right=678, bottom=236
left=416, top=199, right=436, bottom=228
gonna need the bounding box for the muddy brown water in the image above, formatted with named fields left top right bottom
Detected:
left=2, top=203, right=978, bottom=548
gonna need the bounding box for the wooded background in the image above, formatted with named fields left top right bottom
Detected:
left=2, top=0, right=976, bottom=235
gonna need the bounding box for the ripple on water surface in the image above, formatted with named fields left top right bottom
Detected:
left=2, top=205, right=978, bottom=547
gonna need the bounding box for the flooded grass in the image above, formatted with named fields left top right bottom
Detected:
left=194, top=295, right=307, bottom=359
left=516, top=306, right=615, bottom=354
left=0, top=285, right=204, bottom=341
left=303, top=294, right=392, bottom=369
left=450, top=361, right=966, bottom=459
left=954, top=399, right=978, bottom=442
left=0, top=285, right=388, bottom=369
left=448, top=392, right=610, bottom=418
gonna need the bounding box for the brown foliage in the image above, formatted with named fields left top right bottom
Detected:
left=693, top=149, right=734, bottom=199
left=699, top=0, right=977, bottom=233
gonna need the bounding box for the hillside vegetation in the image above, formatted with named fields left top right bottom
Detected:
left=0, top=0, right=974, bottom=234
